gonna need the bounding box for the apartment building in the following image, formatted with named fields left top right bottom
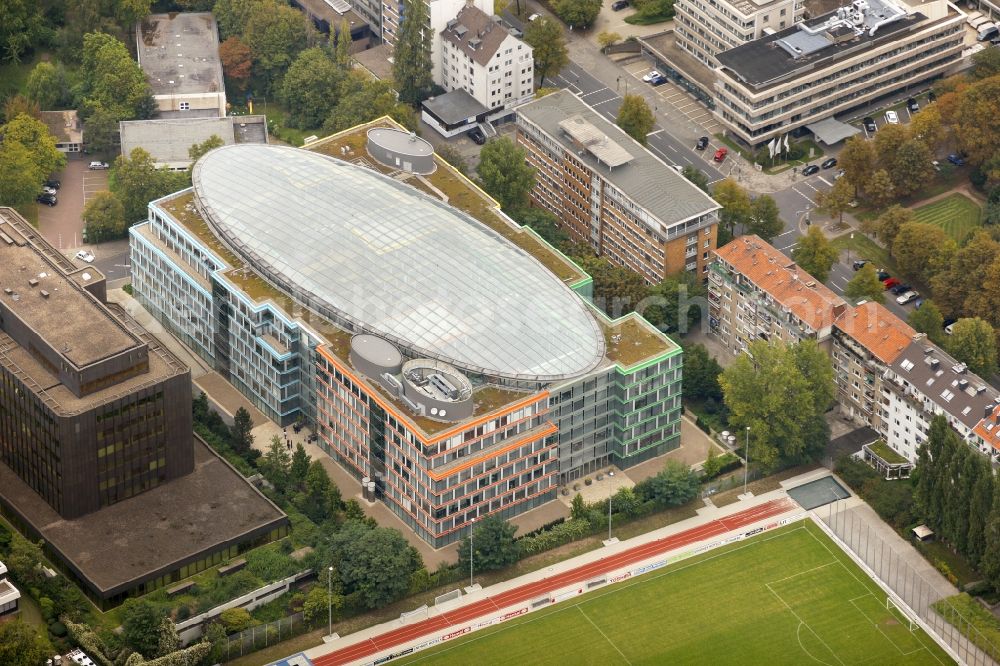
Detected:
left=675, top=0, right=804, bottom=66
left=516, top=91, right=721, bottom=285
left=439, top=6, right=534, bottom=110
left=130, top=122, right=684, bottom=548
left=713, top=0, right=965, bottom=146
left=708, top=235, right=847, bottom=355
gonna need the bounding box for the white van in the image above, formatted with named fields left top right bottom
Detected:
left=978, top=22, right=999, bottom=40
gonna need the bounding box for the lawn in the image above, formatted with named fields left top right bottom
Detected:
left=394, top=522, right=951, bottom=665
left=831, top=232, right=898, bottom=275
left=913, top=193, right=983, bottom=242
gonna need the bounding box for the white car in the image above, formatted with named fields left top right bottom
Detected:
left=75, top=250, right=95, bottom=263
left=884, top=110, right=899, bottom=125
left=642, top=70, right=663, bottom=82
left=41, top=186, right=58, bottom=195
left=88, top=161, right=110, bottom=170
left=528, top=13, right=540, bottom=21
left=896, top=290, right=919, bottom=305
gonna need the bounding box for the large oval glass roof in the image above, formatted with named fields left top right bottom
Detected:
left=191, top=144, right=604, bottom=381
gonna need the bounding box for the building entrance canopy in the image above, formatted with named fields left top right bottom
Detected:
left=806, top=117, right=862, bottom=145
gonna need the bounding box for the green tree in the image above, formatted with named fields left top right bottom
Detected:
left=302, top=582, right=343, bottom=626
left=112, top=147, right=189, bottom=224
left=219, top=35, right=254, bottom=94
left=573, top=255, right=647, bottom=317
left=681, top=165, right=709, bottom=192
left=968, top=467, right=995, bottom=569
left=890, top=139, right=935, bottom=199
left=570, top=493, right=587, bottom=520
left=333, top=18, right=353, bottom=69
left=909, top=105, right=945, bottom=154
left=328, top=522, right=421, bottom=609
left=908, top=299, right=945, bottom=345
left=214, top=0, right=271, bottom=40
left=597, top=31, right=622, bottom=49
left=681, top=343, right=723, bottom=402
left=555, top=0, right=602, bottom=28
left=0, top=0, right=47, bottom=65
left=323, top=73, right=415, bottom=134
left=458, top=515, right=520, bottom=573
left=814, top=176, right=853, bottom=224
left=2, top=112, right=67, bottom=177
left=720, top=339, right=833, bottom=468
left=230, top=406, right=254, bottom=455
left=435, top=143, right=468, bottom=176
left=792, top=226, right=838, bottom=283
left=5, top=535, right=46, bottom=588
left=844, top=263, right=884, bottom=304
left=641, top=272, right=705, bottom=334
left=525, top=18, right=568, bottom=86
left=25, top=61, right=63, bottom=110
left=747, top=194, right=782, bottom=241
left=0, top=620, right=49, bottom=666
left=712, top=178, right=751, bottom=237
left=219, top=607, right=254, bottom=633
left=839, top=135, right=876, bottom=197
left=156, top=616, right=180, bottom=657
left=259, top=435, right=292, bottom=489
left=3, top=95, right=39, bottom=123
left=82, top=191, right=126, bottom=243
left=515, top=206, right=569, bottom=248
left=476, top=137, right=536, bottom=211
left=290, top=442, right=311, bottom=487
left=392, top=0, right=434, bottom=104
left=931, top=230, right=1000, bottom=319
left=893, top=222, right=950, bottom=284
left=82, top=104, right=119, bottom=156
left=947, top=318, right=998, bottom=378
left=189, top=134, right=226, bottom=164
left=282, top=48, right=342, bottom=129
left=637, top=460, right=700, bottom=506
left=122, top=598, right=163, bottom=658
left=862, top=204, right=912, bottom=253
left=0, top=142, right=44, bottom=210
left=971, top=46, right=1000, bottom=80
left=301, top=460, right=342, bottom=523
left=81, top=32, right=153, bottom=120
left=244, top=2, right=314, bottom=95
left=983, top=480, right=1000, bottom=590
left=616, top=94, right=654, bottom=145
left=865, top=169, right=895, bottom=209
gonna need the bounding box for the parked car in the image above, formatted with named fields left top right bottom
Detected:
left=821, top=157, right=838, bottom=169
left=802, top=164, right=820, bottom=176
left=947, top=153, right=966, bottom=166
left=466, top=127, right=486, bottom=145
left=876, top=270, right=891, bottom=281
left=528, top=13, right=540, bottom=20
left=41, top=186, right=57, bottom=195
left=883, top=277, right=901, bottom=289
left=44, top=179, right=61, bottom=190
left=642, top=70, right=663, bottom=82
left=713, top=147, right=728, bottom=162
left=914, top=298, right=924, bottom=309
left=884, top=110, right=899, bottom=125
left=696, top=136, right=710, bottom=150
left=88, top=161, right=109, bottom=170
left=889, top=283, right=911, bottom=294
left=834, top=169, right=846, bottom=180
left=906, top=97, right=919, bottom=113
left=649, top=73, right=667, bottom=86
left=74, top=250, right=95, bottom=263
left=852, top=260, right=870, bottom=271
left=944, top=320, right=956, bottom=335
left=612, top=0, right=629, bottom=10
left=863, top=117, right=877, bottom=133
left=896, top=290, right=919, bottom=305
left=36, top=193, right=57, bottom=206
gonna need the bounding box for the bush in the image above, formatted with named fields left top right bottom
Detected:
left=49, top=621, right=67, bottom=638
left=519, top=518, right=593, bottom=556
left=219, top=607, right=254, bottom=634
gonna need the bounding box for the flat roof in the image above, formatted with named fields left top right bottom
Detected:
left=294, top=0, right=369, bottom=29
left=0, top=437, right=287, bottom=598
left=517, top=90, right=720, bottom=229
left=138, top=13, right=224, bottom=97
left=0, top=209, right=137, bottom=368
left=422, top=89, right=489, bottom=125
left=120, top=116, right=266, bottom=166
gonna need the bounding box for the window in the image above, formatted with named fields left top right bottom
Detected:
left=179, top=102, right=190, bottom=111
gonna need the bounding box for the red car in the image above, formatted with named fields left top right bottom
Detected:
left=713, top=147, right=728, bottom=162
left=883, top=277, right=901, bottom=289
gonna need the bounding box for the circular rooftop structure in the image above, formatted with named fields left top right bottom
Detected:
left=191, top=144, right=604, bottom=382
left=366, top=128, right=435, bottom=175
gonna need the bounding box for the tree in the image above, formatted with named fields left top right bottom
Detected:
left=681, top=343, right=722, bottom=403
left=81, top=32, right=153, bottom=120
left=909, top=105, right=945, bottom=154
left=965, top=255, right=1000, bottom=330
left=638, top=460, right=700, bottom=506
left=555, top=0, right=602, bottom=28
left=838, top=135, right=876, bottom=196
left=865, top=169, right=895, bottom=209
left=476, top=137, right=536, bottom=211
left=156, top=617, right=180, bottom=658
left=457, top=515, right=520, bottom=573
left=244, top=2, right=314, bottom=95
left=122, top=598, right=162, bottom=658
left=525, top=18, right=568, bottom=87
left=214, top=0, right=271, bottom=40
left=597, top=31, right=622, bottom=50
left=82, top=104, right=119, bottom=156
left=259, top=435, right=292, bottom=489
left=872, top=123, right=908, bottom=173
left=949, top=76, right=1000, bottom=170
left=971, top=46, right=1000, bottom=80
left=814, top=176, right=853, bottom=224
left=0, top=620, right=48, bottom=666
left=82, top=191, right=126, bottom=243
left=219, top=607, right=254, bottom=633
left=0, top=141, right=44, bottom=210
left=392, top=0, right=433, bottom=104
left=570, top=492, right=587, bottom=521
left=230, top=406, right=254, bottom=455
left=908, top=299, right=945, bottom=345
left=931, top=230, right=1000, bottom=317
left=2, top=112, right=67, bottom=177
left=189, top=134, right=226, bottom=164
left=3, top=95, right=39, bottom=123
left=862, top=204, right=912, bottom=254
left=641, top=272, right=706, bottom=334
left=947, top=318, right=998, bottom=378
left=616, top=94, right=654, bottom=145
left=323, top=73, right=415, bottom=134
left=720, top=339, right=833, bottom=468
left=844, top=263, right=884, bottom=304
left=984, top=481, right=1000, bottom=590
left=681, top=165, right=709, bottom=192
left=219, top=36, right=253, bottom=94
left=515, top=206, right=569, bottom=248
left=435, top=143, right=468, bottom=176
left=290, top=442, right=311, bottom=486
left=0, top=0, right=46, bottom=65
left=986, top=186, right=1000, bottom=226
left=968, top=467, right=995, bottom=569
left=328, top=522, right=421, bottom=609
left=890, top=139, right=935, bottom=199
left=712, top=178, right=751, bottom=236
left=792, top=226, right=837, bottom=283
left=302, top=583, right=343, bottom=626
left=333, top=18, right=353, bottom=69
left=112, top=147, right=189, bottom=224
left=573, top=256, right=647, bottom=317
left=25, top=61, right=63, bottom=110
left=282, top=48, right=343, bottom=129
left=892, top=222, right=950, bottom=283
left=301, top=460, right=342, bottom=523
left=747, top=194, right=782, bottom=241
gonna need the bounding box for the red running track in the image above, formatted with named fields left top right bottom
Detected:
left=314, top=497, right=798, bottom=666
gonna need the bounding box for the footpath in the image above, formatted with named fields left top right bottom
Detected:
left=302, top=489, right=806, bottom=666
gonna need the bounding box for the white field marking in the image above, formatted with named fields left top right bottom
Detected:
left=796, top=622, right=838, bottom=666
left=767, top=582, right=847, bottom=666
left=764, top=560, right=838, bottom=586
left=848, top=595, right=926, bottom=657
left=577, top=605, right=632, bottom=664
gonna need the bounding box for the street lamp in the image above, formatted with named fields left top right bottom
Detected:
left=742, top=426, right=751, bottom=496
left=847, top=232, right=854, bottom=266
left=607, top=471, right=616, bottom=542
left=327, top=566, right=334, bottom=638
left=469, top=517, right=477, bottom=589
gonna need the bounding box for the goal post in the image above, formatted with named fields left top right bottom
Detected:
left=886, top=596, right=918, bottom=632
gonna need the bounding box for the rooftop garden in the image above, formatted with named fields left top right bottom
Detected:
left=599, top=315, right=676, bottom=369
left=865, top=439, right=909, bottom=465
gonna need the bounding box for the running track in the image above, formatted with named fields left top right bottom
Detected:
left=313, top=497, right=799, bottom=666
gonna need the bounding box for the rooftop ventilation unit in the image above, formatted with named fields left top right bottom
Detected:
left=28, top=278, right=38, bottom=287
left=40, top=290, right=49, bottom=298
left=929, top=358, right=940, bottom=370
left=954, top=363, right=967, bottom=374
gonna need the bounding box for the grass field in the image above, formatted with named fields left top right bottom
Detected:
left=913, top=193, right=982, bottom=242
left=831, top=232, right=898, bottom=275
left=395, top=522, right=951, bottom=665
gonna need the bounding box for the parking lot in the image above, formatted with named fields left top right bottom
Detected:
left=620, top=60, right=724, bottom=136
left=37, top=157, right=108, bottom=252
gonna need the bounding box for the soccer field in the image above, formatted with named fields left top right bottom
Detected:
left=393, top=521, right=952, bottom=665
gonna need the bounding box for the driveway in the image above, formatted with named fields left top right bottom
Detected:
left=37, top=157, right=108, bottom=251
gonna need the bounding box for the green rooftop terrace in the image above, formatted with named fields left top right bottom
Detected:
left=598, top=314, right=678, bottom=369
